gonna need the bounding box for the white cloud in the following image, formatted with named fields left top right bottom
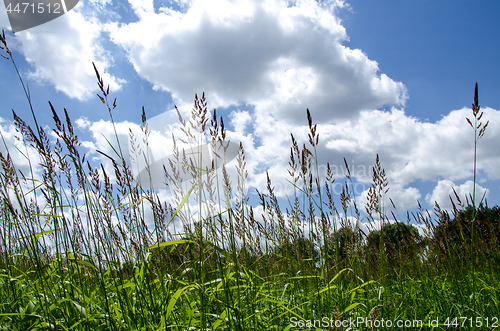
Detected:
left=76, top=117, right=91, bottom=129
left=107, top=0, right=406, bottom=123
left=229, top=104, right=500, bottom=215
left=95, top=0, right=414, bottom=208
left=358, top=182, right=421, bottom=215
left=320, top=106, right=500, bottom=183
left=229, top=110, right=252, bottom=135
left=12, top=8, right=124, bottom=100
left=426, top=180, right=489, bottom=211
left=0, top=117, right=43, bottom=180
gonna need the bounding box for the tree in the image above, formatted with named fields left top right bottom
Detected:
left=149, top=234, right=223, bottom=275
left=322, top=226, right=363, bottom=268
left=432, top=204, right=500, bottom=262
left=273, top=236, right=319, bottom=264
left=365, top=222, right=423, bottom=268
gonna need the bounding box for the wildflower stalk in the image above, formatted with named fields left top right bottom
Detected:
left=466, top=82, right=488, bottom=310
left=466, top=83, right=488, bottom=209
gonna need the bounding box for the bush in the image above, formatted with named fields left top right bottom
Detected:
left=365, top=222, right=424, bottom=269
left=432, top=204, right=500, bottom=265
left=273, top=236, right=319, bottom=264
left=322, top=226, right=363, bottom=269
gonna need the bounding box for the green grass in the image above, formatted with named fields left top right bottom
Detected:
left=1, top=30, right=500, bottom=330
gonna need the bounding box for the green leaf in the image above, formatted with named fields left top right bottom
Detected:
left=147, top=239, right=194, bottom=251
left=346, top=280, right=376, bottom=294
left=72, top=301, right=87, bottom=318
left=288, top=275, right=320, bottom=280
left=165, top=285, right=197, bottom=320
left=166, top=179, right=198, bottom=228
left=19, top=228, right=62, bottom=257
left=116, top=281, right=136, bottom=291
left=211, top=308, right=228, bottom=330
left=74, top=259, right=96, bottom=270
left=18, top=228, right=62, bottom=241
left=342, top=302, right=361, bottom=314
left=26, top=301, right=35, bottom=315
left=330, top=268, right=349, bottom=284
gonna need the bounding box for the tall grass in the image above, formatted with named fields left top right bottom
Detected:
left=466, top=82, right=489, bottom=310
left=1, top=30, right=499, bottom=330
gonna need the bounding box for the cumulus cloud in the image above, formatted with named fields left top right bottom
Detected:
left=233, top=104, right=499, bottom=214
left=107, top=0, right=407, bottom=123
left=11, top=6, right=124, bottom=100
left=358, top=183, right=421, bottom=215
left=75, top=117, right=91, bottom=129
left=426, top=180, right=489, bottom=211
left=0, top=117, right=43, bottom=180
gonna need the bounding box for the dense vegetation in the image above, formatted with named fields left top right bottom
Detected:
left=1, top=30, right=499, bottom=330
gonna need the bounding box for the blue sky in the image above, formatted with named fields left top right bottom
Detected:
left=343, top=0, right=500, bottom=122
left=1, top=0, right=499, bottom=225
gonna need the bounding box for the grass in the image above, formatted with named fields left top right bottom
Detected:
left=1, top=30, right=500, bottom=330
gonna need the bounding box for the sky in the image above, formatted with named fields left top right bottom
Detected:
left=1, top=0, right=500, bottom=227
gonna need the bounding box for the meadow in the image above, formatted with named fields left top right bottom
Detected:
left=1, top=30, right=500, bottom=330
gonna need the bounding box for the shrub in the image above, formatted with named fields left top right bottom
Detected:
left=322, top=225, right=363, bottom=269
left=432, top=204, right=500, bottom=266
left=364, top=222, right=424, bottom=269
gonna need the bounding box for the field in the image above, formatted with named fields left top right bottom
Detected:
left=1, top=30, right=500, bottom=330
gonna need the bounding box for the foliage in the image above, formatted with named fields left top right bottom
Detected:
left=322, top=225, right=363, bottom=268
left=432, top=204, right=500, bottom=266
left=365, top=222, right=424, bottom=269
left=273, top=236, right=319, bottom=263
